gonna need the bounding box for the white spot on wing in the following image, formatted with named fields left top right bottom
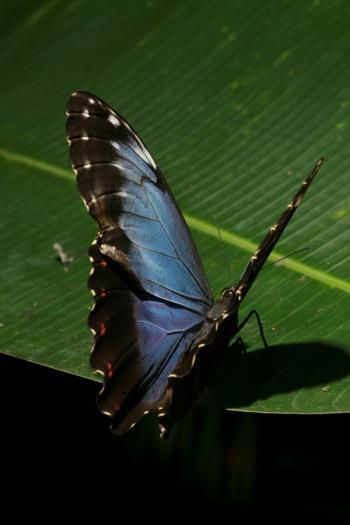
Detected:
left=101, top=409, right=113, bottom=417
left=83, top=109, right=90, bottom=118
left=108, top=114, right=120, bottom=127
left=111, top=141, right=120, bottom=151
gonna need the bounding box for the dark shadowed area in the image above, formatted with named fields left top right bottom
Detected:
left=2, top=354, right=349, bottom=520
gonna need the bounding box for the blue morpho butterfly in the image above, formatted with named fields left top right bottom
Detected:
left=66, top=91, right=323, bottom=439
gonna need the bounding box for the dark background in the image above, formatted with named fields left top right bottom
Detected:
left=2, top=353, right=349, bottom=522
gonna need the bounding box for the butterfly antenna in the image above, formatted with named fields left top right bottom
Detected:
left=213, top=215, right=233, bottom=283
left=265, top=247, right=311, bottom=268
left=234, top=158, right=324, bottom=303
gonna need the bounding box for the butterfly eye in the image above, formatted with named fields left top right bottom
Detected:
left=221, top=287, right=234, bottom=299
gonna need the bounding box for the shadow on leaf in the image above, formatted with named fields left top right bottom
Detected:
left=203, top=342, right=350, bottom=412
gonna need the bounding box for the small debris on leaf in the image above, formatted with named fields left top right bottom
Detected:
left=53, top=243, right=74, bottom=270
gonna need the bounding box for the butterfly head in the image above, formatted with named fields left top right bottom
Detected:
left=220, top=286, right=240, bottom=312
left=207, top=286, right=239, bottom=322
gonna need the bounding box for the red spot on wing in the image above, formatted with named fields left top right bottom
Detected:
left=100, top=321, right=106, bottom=337
left=99, top=288, right=107, bottom=299
left=106, top=362, right=113, bottom=379
left=100, top=260, right=108, bottom=268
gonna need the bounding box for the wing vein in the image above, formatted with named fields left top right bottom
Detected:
left=143, top=185, right=210, bottom=304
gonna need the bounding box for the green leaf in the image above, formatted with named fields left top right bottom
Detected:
left=1, top=0, right=349, bottom=414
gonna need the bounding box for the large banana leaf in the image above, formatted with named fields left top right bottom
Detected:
left=1, top=0, right=349, bottom=414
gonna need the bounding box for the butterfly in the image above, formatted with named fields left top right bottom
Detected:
left=66, top=91, right=323, bottom=438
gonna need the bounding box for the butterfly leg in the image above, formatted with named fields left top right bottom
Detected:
left=229, top=336, right=247, bottom=353
left=236, top=310, right=269, bottom=351
left=230, top=336, right=267, bottom=381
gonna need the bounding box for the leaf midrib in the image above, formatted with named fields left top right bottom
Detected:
left=1, top=147, right=349, bottom=294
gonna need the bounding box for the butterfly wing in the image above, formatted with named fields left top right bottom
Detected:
left=66, top=91, right=213, bottom=434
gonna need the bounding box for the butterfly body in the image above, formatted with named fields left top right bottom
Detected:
left=66, top=91, right=323, bottom=438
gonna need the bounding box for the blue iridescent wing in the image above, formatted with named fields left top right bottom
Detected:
left=66, top=91, right=213, bottom=434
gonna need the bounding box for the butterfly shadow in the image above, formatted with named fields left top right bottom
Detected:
left=202, top=341, right=350, bottom=410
